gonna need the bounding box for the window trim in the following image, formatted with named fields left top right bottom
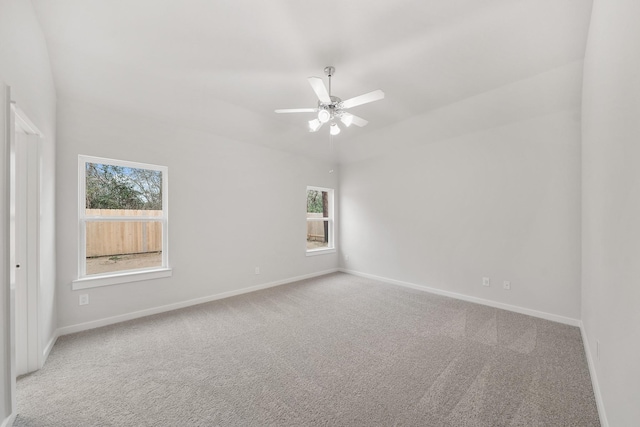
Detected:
left=306, top=186, right=335, bottom=256
left=73, top=155, right=171, bottom=290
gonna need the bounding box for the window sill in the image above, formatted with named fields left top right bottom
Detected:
left=306, top=248, right=336, bottom=257
left=72, top=267, right=173, bottom=290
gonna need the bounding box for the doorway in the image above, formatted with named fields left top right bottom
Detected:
left=12, top=105, right=42, bottom=376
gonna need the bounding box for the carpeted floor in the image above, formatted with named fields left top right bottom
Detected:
left=16, top=272, right=600, bottom=426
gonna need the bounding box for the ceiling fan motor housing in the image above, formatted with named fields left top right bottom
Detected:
left=318, top=96, right=342, bottom=120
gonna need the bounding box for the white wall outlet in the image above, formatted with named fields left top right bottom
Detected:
left=503, top=280, right=511, bottom=290
left=482, top=277, right=490, bottom=287
left=79, top=294, right=89, bottom=306
left=345, top=254, right=350, bottom=261
left=254, top=267, right=260, bottom=275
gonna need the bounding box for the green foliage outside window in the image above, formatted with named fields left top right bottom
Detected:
left=307, top=190, right=324, bottom=213
left=86, top=163, right=162, bottom=210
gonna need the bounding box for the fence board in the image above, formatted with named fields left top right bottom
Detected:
left=307, top=213, right=327, bottom=242
left=86, top=209, right=162, bottom=257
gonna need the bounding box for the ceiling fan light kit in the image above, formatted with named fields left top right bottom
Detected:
left=317, top=109, right=331, bottom=123
left=275, top=66, right=384, bottom=136
left=308, top=118, right=322, bottom=132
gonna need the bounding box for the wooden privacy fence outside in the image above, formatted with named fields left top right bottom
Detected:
left=86, top=209, right=162, bottom=257
left=307, top=212, right=327, bottom=242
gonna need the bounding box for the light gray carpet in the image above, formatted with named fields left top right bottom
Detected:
left=16, top=273, right=600, bottom=426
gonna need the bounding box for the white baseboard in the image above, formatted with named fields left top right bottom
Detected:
left=41, top=329, right=60, bottom=368
left=580, top=323, right=609, bottom=427
left=58, top=269, right=339, bottom=336
left=1, top=413, right=16, bottom=427
left=340, top=268, right=581, bottom=327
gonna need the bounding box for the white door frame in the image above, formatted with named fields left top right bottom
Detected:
left=12, top=103, right=42, bottom=376
left=2, top=82, right=17, bottom=427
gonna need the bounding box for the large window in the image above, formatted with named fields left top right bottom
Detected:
left=306, top=186, right=335, bottom=255
left=73, top=156, right=170, bottom=289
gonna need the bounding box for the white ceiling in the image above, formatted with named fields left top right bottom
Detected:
left=31, top=0, right=593, bottom=163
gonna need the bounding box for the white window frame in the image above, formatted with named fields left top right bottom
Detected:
left=72, top=155, right=171, bottom=290
left=306, top=186, right=336, bottom=256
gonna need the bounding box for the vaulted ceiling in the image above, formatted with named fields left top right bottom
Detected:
left=31, top=0, right=593, bottom=163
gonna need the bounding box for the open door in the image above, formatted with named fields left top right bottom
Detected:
left=13, top=110, right=41, bottom=376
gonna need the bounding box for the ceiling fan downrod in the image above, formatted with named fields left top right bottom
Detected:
left=324, top=66, right=335, bottom=96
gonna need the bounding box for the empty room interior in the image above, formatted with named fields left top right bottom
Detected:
left=1, top=0, right=639, bottom=425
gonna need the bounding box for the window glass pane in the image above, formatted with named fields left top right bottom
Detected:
left=307, top=189, right=328, bottom=217
left=307, top=219, right=329, bottom=250
left=86, top=163, right=162, bottom=213
left=86, top=221, right=162, bottom=275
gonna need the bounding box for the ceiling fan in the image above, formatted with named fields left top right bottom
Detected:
left=275, top=66, right=384, bottom=135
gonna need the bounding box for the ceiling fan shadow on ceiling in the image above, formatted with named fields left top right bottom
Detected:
left=275, top=66, right=384, bottom=136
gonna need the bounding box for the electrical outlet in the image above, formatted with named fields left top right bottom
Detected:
left=345, top=254, right=350, bottom=261
left=503, top=280, right=511, bottom=290
left=79, top=294, right=89, bottom=306
left=254, top=267, right=260, bottom=275
left=482, top=277, right=490, bottom=287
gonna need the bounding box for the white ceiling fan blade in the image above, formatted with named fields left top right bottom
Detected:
left=308, top=77, right=332, bottom=103
left=274, top=108, right=317, bottom=113
left=341, top=113, right=368, bottom=128
left=341, top=89, right=385, bottom=109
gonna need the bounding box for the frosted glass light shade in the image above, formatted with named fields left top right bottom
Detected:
left=308, top=119, right=322, bottom=132
left=317, top=109, right=331, bottom=123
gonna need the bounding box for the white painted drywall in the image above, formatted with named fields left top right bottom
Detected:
left=55, top=98, right=338, bottom=329
left=0, top=0, right=57, bottom=423
left=582, top=0, right=640, bottom=424
left=340, top=65, right=583, bottom=320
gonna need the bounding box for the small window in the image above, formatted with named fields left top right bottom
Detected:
left=306, top=186, right=334, bottom=255
left=74, top=156, right=170, bottom=288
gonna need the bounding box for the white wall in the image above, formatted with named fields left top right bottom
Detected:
left=340, top=64, right=583, bottom=321
left=582, top=0, right=640, bottom=425
left=0, top=0, right=57, bottom=423
left=56, top=98, right=338, bottom=329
